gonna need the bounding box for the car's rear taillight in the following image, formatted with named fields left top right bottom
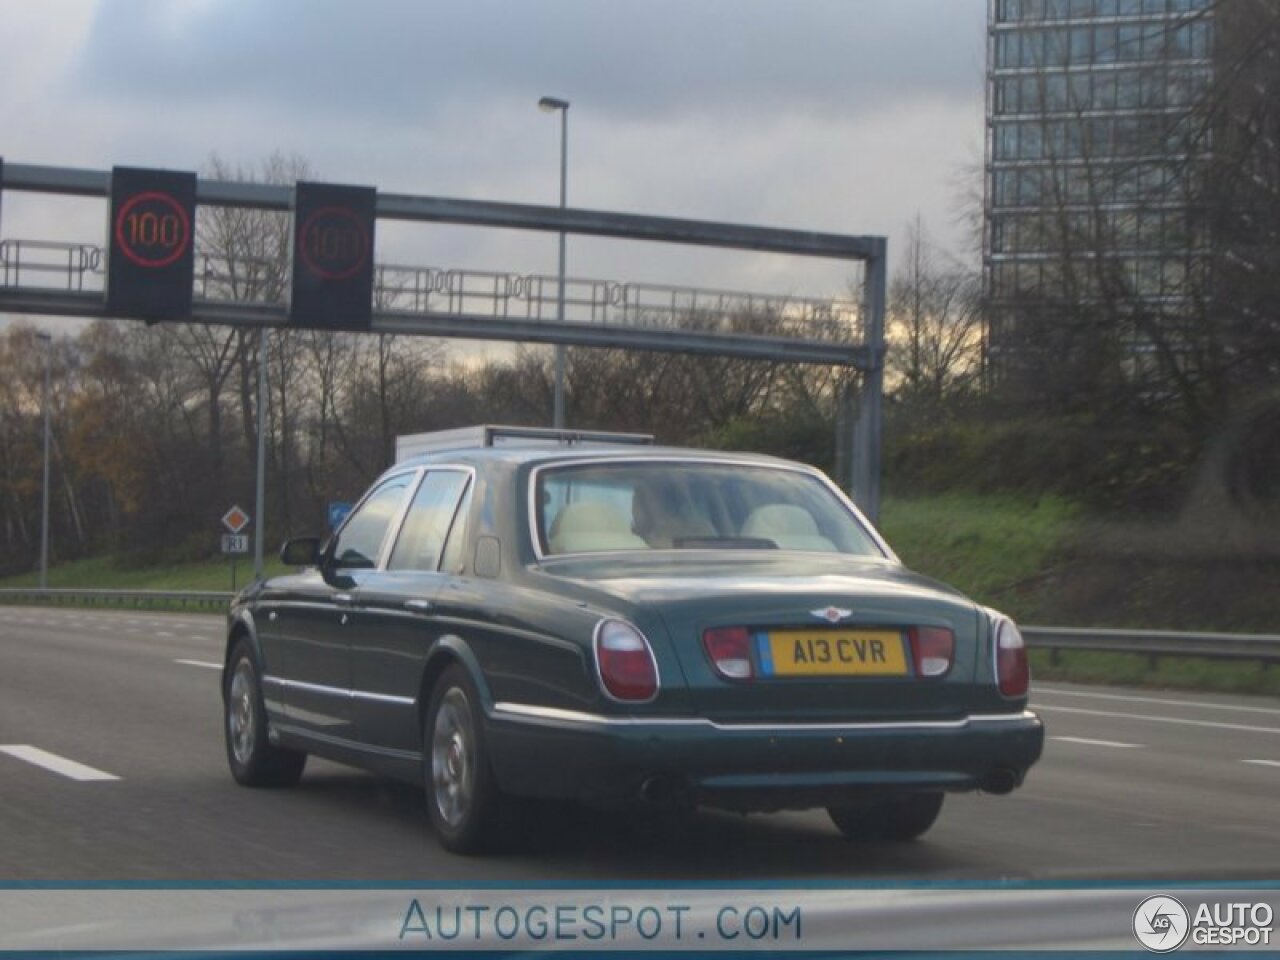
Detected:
left=995, top=618, right=1030, bottom=698
left=909, top=626, right=954, bottom=678
left=594, top=619, right=659, bottom=702
left=702, top=626, right=754, bottom=680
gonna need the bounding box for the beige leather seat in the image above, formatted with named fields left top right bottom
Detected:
left=632, top=482, right=716, bottom=548
left=548, top=502, right=649, bottom=554
left=740, top=504, right=837, bottom=552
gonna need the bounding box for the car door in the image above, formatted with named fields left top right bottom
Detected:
left=269, top=471, right=416, bottom=741
left=351, top=467, right=473, bottom=755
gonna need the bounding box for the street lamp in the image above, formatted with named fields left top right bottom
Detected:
left=36, top=332, right=52, bottom=589
left=254, top=328, right=268, bottom=582
left=538, top=95, right=569, bottom=428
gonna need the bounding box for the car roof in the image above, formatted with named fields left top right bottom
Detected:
left=388, top=443, right=797, bottom=474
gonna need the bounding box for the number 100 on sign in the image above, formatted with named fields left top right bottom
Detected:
left=106, top=166, right=197, bottom=320
left=222, top=534, right=250, bottom=555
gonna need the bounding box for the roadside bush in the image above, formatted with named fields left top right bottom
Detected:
left=701, top=413, right=836, bottom=475
left=884, top=411, right=1196, bottom=514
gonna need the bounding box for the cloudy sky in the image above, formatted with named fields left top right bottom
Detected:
left=2, top=0, right=988, bottom=320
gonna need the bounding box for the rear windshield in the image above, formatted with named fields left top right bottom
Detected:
left=534, top=461, right=884, bottom=558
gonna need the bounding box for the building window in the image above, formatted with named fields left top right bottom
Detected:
left=997, top=31, right=1019, bottom=68
left=1139, top=68, right=1167, bottom=108
left=994, top=170, right=1016, bottom=206
left=996, top=123, right=1018, bottom=160
left=1095, top=24, right=1119, bottom=62
left=1188, top=20, right=1209, bottom=58
left=1117, top=23, right=1143, bottom=61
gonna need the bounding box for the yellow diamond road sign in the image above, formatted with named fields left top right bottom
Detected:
left=221, top=505, right=250, bottom=534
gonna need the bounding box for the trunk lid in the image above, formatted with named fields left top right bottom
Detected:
left=539, top=552, right=991, bottom=723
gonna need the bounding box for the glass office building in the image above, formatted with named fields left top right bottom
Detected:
left=984, top=0, right=1216, bottom=394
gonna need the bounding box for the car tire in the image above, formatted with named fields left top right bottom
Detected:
left=425, top=664, right=509, bottom=855
left=827, top=791, right=944, bottom=842
left=224, top=639, right=307, bottom=787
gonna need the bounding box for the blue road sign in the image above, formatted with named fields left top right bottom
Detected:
left=328, top=501, right=353, bottom=531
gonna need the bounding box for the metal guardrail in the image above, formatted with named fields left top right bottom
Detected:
left=1023, top=625, right=1280, bottom=666
left=0, top=239, right=864, bottom=344
left=0, top=589, right=1276, bottom=665
left=0, top=588, right=233, bottom=611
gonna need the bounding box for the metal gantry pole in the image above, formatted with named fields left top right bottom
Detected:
left=539, top=96, right=570, bottom=429
left=37, top=332, right=51, bottom=588
left=253, top=328, right=268, bottom=581
left=554, top=107, right=568, bottom=429
left=851, top=242, right=887, bottom=524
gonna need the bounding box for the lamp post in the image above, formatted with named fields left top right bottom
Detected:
left=538, top=95, right=569, bottom=429
left=36, top=332, right=52, bottom=589
left=254, top=328, right=268, bottom=581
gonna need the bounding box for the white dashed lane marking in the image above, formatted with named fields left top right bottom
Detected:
left=0, top=745, right=120, bottom=782
left=1051, top=736, right=1143, bottom=749
left=1242, top=759, right=1280, bottom=769
left=175, top=659, right=222, bottom=670
left=1035, top=704, right=1280, bottom=736
left=1036, top=685, right=1280, bottom=717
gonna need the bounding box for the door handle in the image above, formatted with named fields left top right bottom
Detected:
left=333, top=592, right=355, bottom=607
left=404, top=599, right=433, bottom=613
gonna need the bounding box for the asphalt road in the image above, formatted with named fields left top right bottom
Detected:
left=1, top=605, right=1277, bottom=882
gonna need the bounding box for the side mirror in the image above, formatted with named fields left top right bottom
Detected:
left=280, top=537, right=322, bottom=567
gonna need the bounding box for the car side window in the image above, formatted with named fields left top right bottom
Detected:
left=388, top=471, right=470, bottom=572
left=438, top=483, right=473, bottom=574
left=331, top=475, right=413, bottom=570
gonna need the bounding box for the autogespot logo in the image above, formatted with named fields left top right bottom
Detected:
left=1133, top=895, right=1191, bottom=953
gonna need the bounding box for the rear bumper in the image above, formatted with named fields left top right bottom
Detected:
left=485, top=704, right=1044, bottom=810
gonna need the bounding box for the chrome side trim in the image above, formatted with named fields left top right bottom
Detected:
left=264, top=600, right=343, bottom=614
left=969, top=711, right=1041, bottom=724
left=352, top=689, right=418, bottom=707
left=273, top=723, right=421, bottom=762
left=492, top=703, right=702, bottom=727
left=358, top=606, right=438, bottom=623
left=262, top=675, right=416, bottom=706
left=491, top=702, right=1040, bottom=732
left=263, top=675, right=345, bottom=698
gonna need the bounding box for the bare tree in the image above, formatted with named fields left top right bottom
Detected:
left=987, top=1, right=1280, bottom=422
left=1196, top=0, right=1280, bottom=400
left=187, top=152, right=313, bottom=494
left=887, top=215, right=983, bottom=406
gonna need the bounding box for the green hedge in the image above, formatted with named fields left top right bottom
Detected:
left=884, top=413, right=1195, bottom=513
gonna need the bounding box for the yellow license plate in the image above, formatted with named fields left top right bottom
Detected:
left=761, top=629, right=907, bottom=677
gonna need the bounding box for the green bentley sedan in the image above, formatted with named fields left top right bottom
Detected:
left=222, top=427, right=1043, bottom=854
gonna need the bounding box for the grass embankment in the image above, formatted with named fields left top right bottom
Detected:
left=0, top=554, right=290, bottom=610
left=880, top=494, right=1076, bottom=614
left=881, top=493, right=1279, bottom=696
